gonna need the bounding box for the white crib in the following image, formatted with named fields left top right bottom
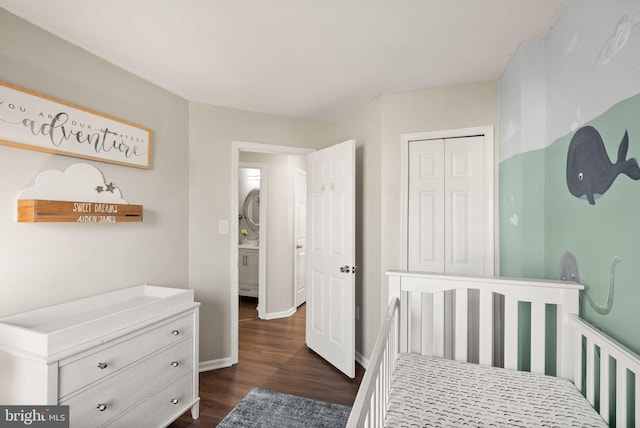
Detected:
left=347, top=270, right=640, bottom=427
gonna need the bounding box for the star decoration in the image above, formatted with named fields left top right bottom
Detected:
left=105, top=182, right=116, bottom=193
left=95, top=186, right=104, bottom=193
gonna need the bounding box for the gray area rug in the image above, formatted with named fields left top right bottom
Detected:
left=217, top=387, right=352, bottom=428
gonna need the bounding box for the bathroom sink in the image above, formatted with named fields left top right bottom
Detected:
left=239, top=239, right=259, bottom=249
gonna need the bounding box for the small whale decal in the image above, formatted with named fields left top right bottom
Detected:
left=566, top=126, right=640, bottom=204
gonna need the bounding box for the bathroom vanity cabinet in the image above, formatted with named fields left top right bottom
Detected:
left=238, top=247, right=259, bottom=297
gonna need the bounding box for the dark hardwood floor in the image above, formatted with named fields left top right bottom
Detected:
left=170, top=298, right=365, bottom=427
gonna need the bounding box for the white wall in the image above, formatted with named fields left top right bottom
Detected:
left=0, top=11, right=190, bottom=314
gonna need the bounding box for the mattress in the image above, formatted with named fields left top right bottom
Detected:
left=385, top=353, right=607, bottom=428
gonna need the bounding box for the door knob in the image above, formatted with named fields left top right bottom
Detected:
left=296, top=244, right=303, bottom=249
left=340, top=265, right=351, bottom=273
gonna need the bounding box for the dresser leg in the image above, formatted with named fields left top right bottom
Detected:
left=191, top=403, right=200, bottom=420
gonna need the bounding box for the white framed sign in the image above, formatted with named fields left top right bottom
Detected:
left=0, top=81, right=152, bottom=169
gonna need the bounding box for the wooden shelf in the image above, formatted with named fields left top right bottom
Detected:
left=18, top=199, right=143, bottom=223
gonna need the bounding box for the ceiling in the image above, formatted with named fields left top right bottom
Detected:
left=1, top=0, right=566, bottom=122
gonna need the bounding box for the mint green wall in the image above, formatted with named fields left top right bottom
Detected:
left=544, top=94, right=640, bottom=354
left=499, top=0, right=640, bottom=356
left=499, top=149, right=546, bottom=279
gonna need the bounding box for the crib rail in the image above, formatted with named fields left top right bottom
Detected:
left=346, top=271, right=594, bottom=427
left=345, top=297, right=400, bottom=428
left=388, top=270, right=583, bottom=380
left=570, top=314, right=640, bottom=426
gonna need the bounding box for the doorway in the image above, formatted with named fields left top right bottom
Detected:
left=238, top=163, right=264, bottom=321
left=230, top=141, right=315, bottom=365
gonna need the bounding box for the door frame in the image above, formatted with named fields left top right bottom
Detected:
left=230, top=141, right=315, bottom=365
left=400, top=126, right=498, bottom=274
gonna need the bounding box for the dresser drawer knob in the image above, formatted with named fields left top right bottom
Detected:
left=170, top=361, right=179, bottom=367
left=97, top=362, right=108, bottom=369
left=97, top=403, right=107, bottom=412
left=170, top=398, right=179, bottom=405
left=171, top=330, right=180, bottom=336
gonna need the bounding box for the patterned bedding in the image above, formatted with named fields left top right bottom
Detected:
left=385, top=353, right=607, bottom=427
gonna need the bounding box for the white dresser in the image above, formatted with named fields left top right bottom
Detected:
left=0, top=285, right=200, bottom=428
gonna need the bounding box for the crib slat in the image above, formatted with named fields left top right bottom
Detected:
left=454, top=289, right=468, bottom=362
left=616, top=363, right=627, bottom=428
left=586, top=338, right=595, bottom=406
left=504, top=297, right=518, bottom=370
left=432, top=292, right=445, bottom=357
left=421, top=293, right=433, bottom=355
left=555, top=299, right=564, bottom=378
left=408, top=291, right=422, bottom=354
left=530, top=302, right=546, bottom=374
left=400, top=291, right=408, bottom=353
left=635, top=370, right=639, bottom=428
left=599, top=350, right=610, bottom=424
left=478, top=290, right=493, bottom=366
left=575, top=333, right=583, bottom=393
left=633, top=372, right=640, bottom=426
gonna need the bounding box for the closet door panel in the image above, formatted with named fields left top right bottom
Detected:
left=408, top=139, right=445, bottom=272
left=444, top=135, right=485, bottom=275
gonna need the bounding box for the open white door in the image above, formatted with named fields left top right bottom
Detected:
left=306, top=139, right=356, bottom=378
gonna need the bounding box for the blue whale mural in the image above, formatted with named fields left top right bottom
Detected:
left=566, top=126, right=640, bottom=204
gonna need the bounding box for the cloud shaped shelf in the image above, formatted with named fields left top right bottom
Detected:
left=17, top=163, right=143, bottom=223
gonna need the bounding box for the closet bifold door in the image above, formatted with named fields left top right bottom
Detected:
left=407, top=138, right=445, bottom=273
left=443, top=135, right=486, bottom=276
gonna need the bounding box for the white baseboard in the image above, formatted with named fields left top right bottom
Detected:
left=201, top=352, right=368, bottom=373
left=199, top=357, right=235, bottom=372
left=264, top=306, right=296, bottom=320
left=356, top=350, right=369, bottom=370
left=202, top=308, right=364, bottom=373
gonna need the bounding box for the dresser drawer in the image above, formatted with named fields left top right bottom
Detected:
left=63, top=337, right=193, bottom=427
left=105, top=371, right=196, bottom=428
left=59, top=312, right=194, bottom=398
